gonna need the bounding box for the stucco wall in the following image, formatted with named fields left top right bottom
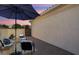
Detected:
left=0, top=29, right=25, bottom=41
left=32, top=5, right=79, bottom=54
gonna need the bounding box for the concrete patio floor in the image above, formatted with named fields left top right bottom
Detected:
left=27, top=37, right=74, bottom=55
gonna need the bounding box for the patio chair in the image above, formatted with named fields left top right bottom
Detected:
left=2, top=38, right=14, bottom=48
left=0, top=39, right=14, bottom=54
left=20, top=40, right=35, bottom=55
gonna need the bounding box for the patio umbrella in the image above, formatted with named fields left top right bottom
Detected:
left=0, top=4, right=39, bottom=55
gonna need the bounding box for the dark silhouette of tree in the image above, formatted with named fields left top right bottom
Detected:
left=12, top=24, right=24, bottom=29
left=0, top=24, right=9, bottom=28
left=25, top=25, right=31, bottom=36
left=25, top=25, right=30, bottom=29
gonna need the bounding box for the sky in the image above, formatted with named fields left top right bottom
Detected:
left=32, top=4, right=53, bottom=14
left=0, top=4, right=53, bottom=25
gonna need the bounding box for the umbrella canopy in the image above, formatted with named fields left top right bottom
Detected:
left=0, top=4, right=39, bottom=20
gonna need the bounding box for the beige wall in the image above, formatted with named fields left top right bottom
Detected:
left=0, top=29, right=25, bottom=40
left=32, top=5, right=79, bottom=54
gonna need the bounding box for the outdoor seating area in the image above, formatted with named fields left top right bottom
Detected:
left=0, top=34, right=34, bottom=55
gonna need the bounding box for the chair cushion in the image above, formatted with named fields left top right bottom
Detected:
left=21, top=42, right=32, bottom=50
left=3, top=38, right=11, bottom=45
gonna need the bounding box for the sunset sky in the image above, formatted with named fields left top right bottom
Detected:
left=32, top=4, right=53, bottom=14
left=0, top=4, right=53, bottom=25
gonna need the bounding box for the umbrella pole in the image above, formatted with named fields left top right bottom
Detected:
left=11, top=18, right=22, bottom=55
left=13, top=11, right=22, bottom=54
left=15, top=19, right=17, bottom=53
left=15, top=18, right=21, bottom=54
